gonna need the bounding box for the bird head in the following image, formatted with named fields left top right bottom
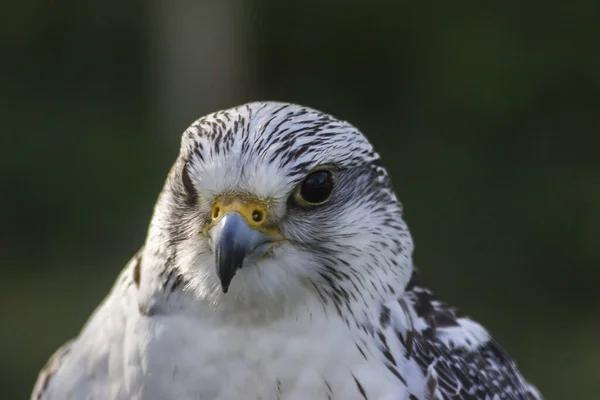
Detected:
left=147, top=102, right=414, bottom=306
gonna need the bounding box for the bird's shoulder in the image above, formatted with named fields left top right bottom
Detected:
left=379, top=270, right=542, bottom=400
left=31, top=339, right=74, bottom=400
left=31, top=250, right=143, bottom=400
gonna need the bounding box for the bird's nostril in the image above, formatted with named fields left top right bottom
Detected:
left=213, top=207, right=220, bottom=219
left=252, top=209, right=263, bottom=223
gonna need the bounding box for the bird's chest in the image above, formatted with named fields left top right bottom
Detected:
left=124, top=312, right=404, bottom=400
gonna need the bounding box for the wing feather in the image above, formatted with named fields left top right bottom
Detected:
left=31, top=340, right=74, bottom=400
left=31, top=251, right=142, bottom=400
left=400, top=270, right=541, bottom=400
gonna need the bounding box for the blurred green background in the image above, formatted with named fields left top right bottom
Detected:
left=1, top=1, right=599, bottom=398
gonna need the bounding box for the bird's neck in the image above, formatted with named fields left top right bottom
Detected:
left=135, top=249, right=411, bottom=332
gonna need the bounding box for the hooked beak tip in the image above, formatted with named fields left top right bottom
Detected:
left=209, top=213, right=273, bottom=294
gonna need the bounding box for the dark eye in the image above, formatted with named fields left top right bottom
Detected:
left=297, top=169, right=334, bottom=205
left=181, top=164, right=197, bottom=200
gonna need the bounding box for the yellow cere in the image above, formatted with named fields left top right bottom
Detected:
left=209, top=193, right=280, bottom=236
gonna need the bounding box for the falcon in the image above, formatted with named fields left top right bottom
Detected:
left=33, top=102, right=542, bottom=399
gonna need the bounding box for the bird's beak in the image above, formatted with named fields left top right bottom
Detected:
left=207, top=197, right=277, bottom=293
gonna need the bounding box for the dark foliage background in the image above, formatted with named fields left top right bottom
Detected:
left=1, top=1, right=598, bottom=398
